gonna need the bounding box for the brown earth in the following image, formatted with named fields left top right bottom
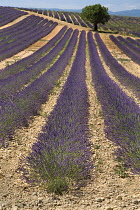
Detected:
left=0, top=14, right=30, bottom=30
left=100, top=33, right=140, bottom=78
left=0, top=24, right=64, bottom=69
left=0, top=11, right=140, bottom=210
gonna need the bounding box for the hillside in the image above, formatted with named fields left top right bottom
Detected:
left=0, top=7, right=140, bottom=210
left=20, top=8, right=140, bottom=37
left=24, top=8, right=140, bottom=17
left=109, top=9, right=140, bottom=17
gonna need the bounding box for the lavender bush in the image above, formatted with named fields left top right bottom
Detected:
left=126, top=37, right=140, bottom=48
left=74, top=13, right=87, bottom=27
left=0, top=15, right=35, bottom=36
left=94, top=33, right=140, bottom=99
left=0, top=18, right=50, bottom=51
left=0, top=26, right=67, bottom=80
left=0, top=16, right=43, bottom=46
left=63, top=12, right=73, bottom=23
left=0, top=28, right=73, bottom=105
left=0, top=7, right=27, bottom=27
left=130, top=32, right=140, bottom=37
left=19, top=31, right=93, bottom=194
left=59, top=12, right=66, bottom=21
left=117, top=36, right=140, bottom=55
left=109, top=35, right=140, bottom=65
left=88, top=31, right=140, bottom=174
left=0, top=29, right=79, bottom=147
left=0, top=21, right=58, bottom=61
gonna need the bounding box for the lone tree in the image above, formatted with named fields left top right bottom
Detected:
left=81, top=4, right=110, bottom=31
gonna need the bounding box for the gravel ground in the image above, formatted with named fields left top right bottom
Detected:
left=0, top=13, right=140, bottom=210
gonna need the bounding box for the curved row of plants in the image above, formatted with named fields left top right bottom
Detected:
left=0, top=16, right=43, bottom=46
left=117, top=36, right=140, bottom=55
left=19, top=8, right=93, bottom=28
left=0, top=17, right=58, bottom=61
left=0, top=15, right=34, bottom=36
left=0, top=29, right=79, bottom=147
left=19, top=31, right=93, bottom=194
left=94, top=33, right=140, bottom=99
left=0, top=6, right=28, bottom=27
left=0, top=27, right=73, bottom=105
left=0, top=9, right=140, bottom=194
left=126, top=37, right=140, bottom=48
left=0, top=26, right=67, bottom=80
left=88, top=31, right=140, bottom=174
left=100, top=15, right=140, bottom=36
left=110, top=35, right=140, bottom=65
left=5, top=6, right=140, bottom=37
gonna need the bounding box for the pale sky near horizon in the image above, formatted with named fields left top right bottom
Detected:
left=0, top=0, right=140, bottom=12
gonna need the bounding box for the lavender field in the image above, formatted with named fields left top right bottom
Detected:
left=0, top=6, right=140, bottom=209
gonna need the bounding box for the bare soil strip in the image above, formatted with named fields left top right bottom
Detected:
left=0, top=14, right=30, bottom=30
left=0, top=13, right=140, bottom=210
left=0, top=38, right=78, bottom=209
left=0, top=25, right=63, bottom=69
left=27, top=11, right=92, bottom=31
left=95, top=35, right=140, bottom=106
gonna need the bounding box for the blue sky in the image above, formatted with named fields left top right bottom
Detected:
left=0, top=0, right=140, bottom=12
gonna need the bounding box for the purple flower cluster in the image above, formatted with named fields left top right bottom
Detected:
left=53, top=11, right=59, bottom=19
left=69, top=13, right=79, bottom=25
left=0, top=18, right=58, bottom=61
left=0, top=26, right=67, bottom=80
left=0, top=29, right=79, bottom=147
left=48, top=10, right=53, bottom=17
left=59, top=13, right=66, bottom=21
left=74, top=13, right=87, bottom=27
left=109, top=35, right=140, bottom=65
left=0, top=7, right=27, bottom=27
left=43, top=10, right=48, bottom=16
left=130, top=32, right=140, bottom=37
left=0, top=28, right=72, bottom=105
left=126, top=37, right=140, bottom=48
left=117, top=36, right=140, bottom=55
left=0, top=15, right=33, bottom=35
left=63, top=12, right=73, bottom=23
left=94, top=33, right=140, bottom=99
left=88, top=31, right=140, bottom=173
left=20, top=31, right=93, bottom=192
left=38, top=9, right=86, bottom=27
left=0, top=16, right=44, bottom=47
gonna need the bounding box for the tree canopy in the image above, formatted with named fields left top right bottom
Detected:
left=81, top=4, right=110, bottom=31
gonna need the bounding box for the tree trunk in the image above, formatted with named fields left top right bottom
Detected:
left=94, top=23, right=98, bottom=31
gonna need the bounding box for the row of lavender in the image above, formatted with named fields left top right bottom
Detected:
left=38, top=10, right=140, bottom=36
left=110, top=35, right=140, bottom=65
left=0, top=28, right=78, bottom=147
left=0, top=16, right=44, bottom=49
left=89, top=32, right=140, bottom=174
left=42, top=9, right=89, bottom=27
left=0, top=26, right=67, bottom=80
left=0, top=14, right=58, bottom=61
left=114, top=35, right=140, bottom=55
left=19, top=31, right=93, bottom=194
left=0, top=7, right=28, bottom=27
left=95, top=34, right=140, bottom=99
left=19, top=8, right=90, bottom=28
left=100, top=15, right=140, bottom=36
left=0, top=27, right=72, bottom=105
left=18, top=31, right=140, bottom=194
left=0, top=21, right=58, bottom=61
left=0, top=15, right=33, bottom=36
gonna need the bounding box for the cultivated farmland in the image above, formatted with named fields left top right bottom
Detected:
left=0, top=6, right=140, bottom=210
